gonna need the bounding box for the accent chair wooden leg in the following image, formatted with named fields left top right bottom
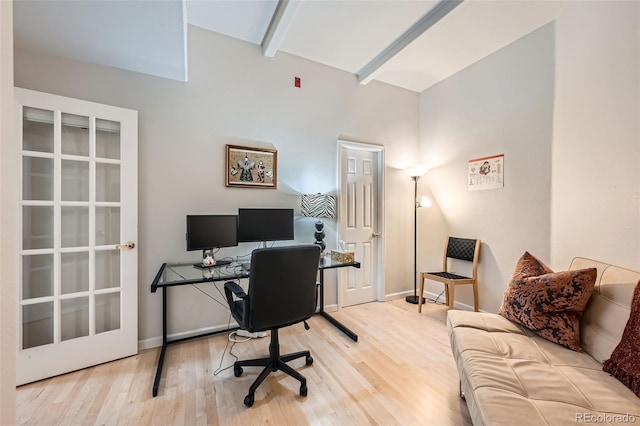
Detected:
left=444, top=283, right=450, bottom=306
left=448, top=284, right=455, bottom=310
left=472, top=281, right=479, bottom=312
left=418, top=273, right=425, bottom=313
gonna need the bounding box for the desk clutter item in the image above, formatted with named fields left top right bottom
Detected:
left=331, top=250, right=354, bottom=264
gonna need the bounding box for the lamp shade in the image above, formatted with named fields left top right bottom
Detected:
left=301, top=194, right=337, bottom=219
left=404, top=165, right=429, bottom=178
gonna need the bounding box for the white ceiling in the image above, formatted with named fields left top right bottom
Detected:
left=13, top=0, right=567, bottom=93
left=13, top=0, right=189, bottom=81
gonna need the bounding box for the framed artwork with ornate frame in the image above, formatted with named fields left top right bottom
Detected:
left=225, top=144, right=277, bottom=188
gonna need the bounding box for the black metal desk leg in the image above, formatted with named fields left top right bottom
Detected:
left=316, top=265, right=358, bottom=342
left=319, top=311, right=358, bottom=342
left=152, top=286, right=168, bottom=397
left=319, top=269, right=325, bottom=312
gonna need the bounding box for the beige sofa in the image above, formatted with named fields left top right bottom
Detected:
left=448, top=257, right=640, bottom=425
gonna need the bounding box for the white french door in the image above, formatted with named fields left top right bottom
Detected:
left=338, top=141, right=384, bottom=307
left=16, top=88, right=138, bottom=385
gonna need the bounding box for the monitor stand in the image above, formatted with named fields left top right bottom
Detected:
left=192, top=249, right=232, bottom=269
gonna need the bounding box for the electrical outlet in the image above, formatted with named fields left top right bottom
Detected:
left=236, top=329, right=268, bottom=338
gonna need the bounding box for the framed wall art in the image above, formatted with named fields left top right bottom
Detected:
left=225, top=144, right=277, bottom=189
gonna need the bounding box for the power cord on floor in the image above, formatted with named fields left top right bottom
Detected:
left=213, top=313, right=268, bottom=376
left=214, top=314, right=241, bottom=376
left=426, top=289, right=447, bottom=305
left=228, top=331, right=251, bottom=343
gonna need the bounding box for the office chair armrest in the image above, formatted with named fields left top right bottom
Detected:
left=224, top=281, right=247, bottom=303
left=315, top=281, right=320, bottom=305
left=224, top=281, right=249, bottom=329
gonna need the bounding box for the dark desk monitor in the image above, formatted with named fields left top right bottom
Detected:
left=186, top=215, right=238, bottom=267
left=238, top=208, right=294, bottom=247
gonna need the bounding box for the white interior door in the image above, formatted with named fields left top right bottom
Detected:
left=338, top=141, right=383, bottom=307
left=16, top=88, right=138, bottom=385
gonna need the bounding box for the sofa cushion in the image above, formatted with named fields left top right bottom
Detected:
left=448, top=311, right=640, bottom=426
left=603, top=280, right=640, bottom=398
left=499, top=252, right=597, bottom=351
left=574, top=257, right=639, bottom=363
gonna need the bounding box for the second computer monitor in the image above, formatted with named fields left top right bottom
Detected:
left=238, top=208, right=294, bottom=244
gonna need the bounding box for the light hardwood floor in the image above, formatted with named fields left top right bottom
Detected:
left=16, top=299, right=472, bottom=425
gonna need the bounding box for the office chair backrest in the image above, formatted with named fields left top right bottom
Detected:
left=444, top=237, right=481, bottom=277
left=247, top=245, right=321, bottom=331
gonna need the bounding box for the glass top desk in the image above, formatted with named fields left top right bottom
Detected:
left=150, top=257, right=360, bottom=397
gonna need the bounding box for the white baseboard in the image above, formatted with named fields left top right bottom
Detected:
left=383, top=289, right=477, bottom=311
left=423, top=289, right=477, bottom=311
left=138, top=306, right=340, bottom=351
left=384, top=290, right=412, bottom=301
left=138, top=323, right=237, bottom=351
left=324, top=303, right=337, bottom=313
left=136, top=295, right=480, bottom=351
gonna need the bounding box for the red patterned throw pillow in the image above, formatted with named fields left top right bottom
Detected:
left=603, top=281, right=640, bottom=398
left=507, top=251, right=554, bottom=282
left=499, top=252, right=597, bottom=351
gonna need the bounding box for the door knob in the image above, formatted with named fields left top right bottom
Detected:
left=371, top=232, right=380, bottom=238
left=115, top=241, right=135, bottom=250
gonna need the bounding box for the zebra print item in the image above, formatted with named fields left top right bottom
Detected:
left=301, top=194, right=336, bottom=218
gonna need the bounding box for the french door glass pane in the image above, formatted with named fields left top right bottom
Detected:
left=61, top=252, right=89, bottom=294
left=96, top=250, right=120, bottom=290
left=23, top=206, right=54, bottom=250
left=23, top=302, right=54, bottom=349
left=22, top=107, right=54, bottom=153
left=22, top=254, right=54, bottom=299
left=61, top=297, right=90, bottom=341
left=61, top=160, right=89, bottom=201
left=96, top=163, right=120, bottom=202
left=96, top=119, right=121, bottom=159
left=61, top=113, right=90, bottom=156
left=95, top=206, right=120, bottom=246
left=61, top=206, right=89, bottom=248
left=23, top=156, right=54, bottom=201
left=96, top=292, right=120, bottom=333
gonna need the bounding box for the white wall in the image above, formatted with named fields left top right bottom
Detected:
left=0, top=0, right=17, bottom=422
left=14, top=25, right=419, bottom=344
left=551, top=1, right=640, bottom=269
left=418, top=24, right=555, bottom=312
left=418, top=1, right=640, bottom=313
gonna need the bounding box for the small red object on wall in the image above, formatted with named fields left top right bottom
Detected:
left=294, top=76, right=301, bottom=88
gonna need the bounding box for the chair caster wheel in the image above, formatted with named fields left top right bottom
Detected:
left=306, top=355, right=313, bottom=366
left=244, top=394, right=254, bottom=407
left=300, top=385, right=308, bottom=397
left=234, top=366, right=243, bottom=377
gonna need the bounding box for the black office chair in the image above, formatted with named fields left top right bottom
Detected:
left=224, top=245, right=321, bottom=407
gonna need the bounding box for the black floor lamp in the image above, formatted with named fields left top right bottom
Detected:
left=405, top=166, right=429, bottom=304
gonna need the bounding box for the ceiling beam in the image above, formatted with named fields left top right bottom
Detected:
left=357, top=0, right=464, bottom=85
left=261, top=0, right=300, bottom=58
